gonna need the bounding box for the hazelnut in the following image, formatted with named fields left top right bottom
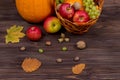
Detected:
left=73, top=56, right=80, bottom=62
left=56, top=58, right=63, bottom=63
left=58, top=38, right=64, bottom=43
left=45, top=41, right=52, bottom=46
left=64, top=38, right=70, bottom=42
left=20, top=46, right=26, bottom=51
left=61, top=33, right=65, bottom=38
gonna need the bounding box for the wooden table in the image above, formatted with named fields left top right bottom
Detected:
left=0, top=0, right=120, bottom=80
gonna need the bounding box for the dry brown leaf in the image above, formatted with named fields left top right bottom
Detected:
left=21, top=58, right=42, bottom=72
left=72, top=63, right=86, bottom=74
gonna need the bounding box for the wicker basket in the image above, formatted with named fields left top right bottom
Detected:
left=55, top=0, right=104, bottom=34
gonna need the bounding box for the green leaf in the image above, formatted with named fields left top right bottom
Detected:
left=56, top=0, right=64, bottom=5
left=60, top=0, right=64, bottom=3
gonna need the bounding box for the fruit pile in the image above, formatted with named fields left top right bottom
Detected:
left=56, top=0, right=101, bottom=24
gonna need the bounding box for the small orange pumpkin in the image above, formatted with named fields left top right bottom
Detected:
left=15, top=0, right=54, bottom=23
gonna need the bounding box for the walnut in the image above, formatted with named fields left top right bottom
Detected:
left=76, top=41, right=86, bottom=49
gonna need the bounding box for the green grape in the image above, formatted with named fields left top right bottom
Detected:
left=94, top=10, right=100, bottom=16
left=84, top=2, right=90, bottom=7
left=97, top=13, right=100, bottom=17
left=83, top=1, right=86, bottom=4
left=83, top=0, right=87, bottom=2
left=89, top=4, right=93, bottom=8
left=96, top=10, right=100, bottom=15
left=88, top=9, right=92, bottom=13
left=90, top=11, right=95, bottom=16
left=85, top=7, right=90, bottom=12
left=91, top=1, right=95, bottom=6
left=84, top=0, right=88, bottom=2
left=91, top=15, right=96, bottom=19
left=83, top=1, right=86, bottom=6
left=94, top=11, right=98, bottom=16
left=90, top=0, right=94, bottom=3
left=88, top=0, right=93, bottom=4
left=88, top=12, right=91, bottom=16
left=86, top=0, right=91, bottom=3
left=88, top=12, right=93, bottom=17
left=89, top=11, right=96, bottom=19
left=92, top=6, right=97, bottom=11
left=96, top=9, right=100, bottom=13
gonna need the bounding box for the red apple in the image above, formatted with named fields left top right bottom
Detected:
left=43, top=16, right=61, bottom=33
left=59, top=3, right=75, bottom=19
left=73, top=10, right=90, bottom=23
left=26, top=26, right=42, bottom=41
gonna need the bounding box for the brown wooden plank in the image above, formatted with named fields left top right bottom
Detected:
left=0, top=0, right=120, bottom=80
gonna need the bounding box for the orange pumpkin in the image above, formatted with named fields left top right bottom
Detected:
left=64, top=0, right=84, bottom=10
left=15, top=0, right=54, bottom=23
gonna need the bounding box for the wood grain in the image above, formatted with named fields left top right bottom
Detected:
left=0, top=0, right=120, bottom=80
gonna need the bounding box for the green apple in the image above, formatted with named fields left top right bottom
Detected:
left=43, top=16, right=62, bottom=33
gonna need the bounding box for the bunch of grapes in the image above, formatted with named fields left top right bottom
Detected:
left=83, top=0, right=100, bottom=19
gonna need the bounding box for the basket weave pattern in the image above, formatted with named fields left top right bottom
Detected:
left=55, top=0, right=104, bottom=34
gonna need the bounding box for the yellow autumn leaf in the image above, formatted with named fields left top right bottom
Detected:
left=5, top=25, right=25, bottom=44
